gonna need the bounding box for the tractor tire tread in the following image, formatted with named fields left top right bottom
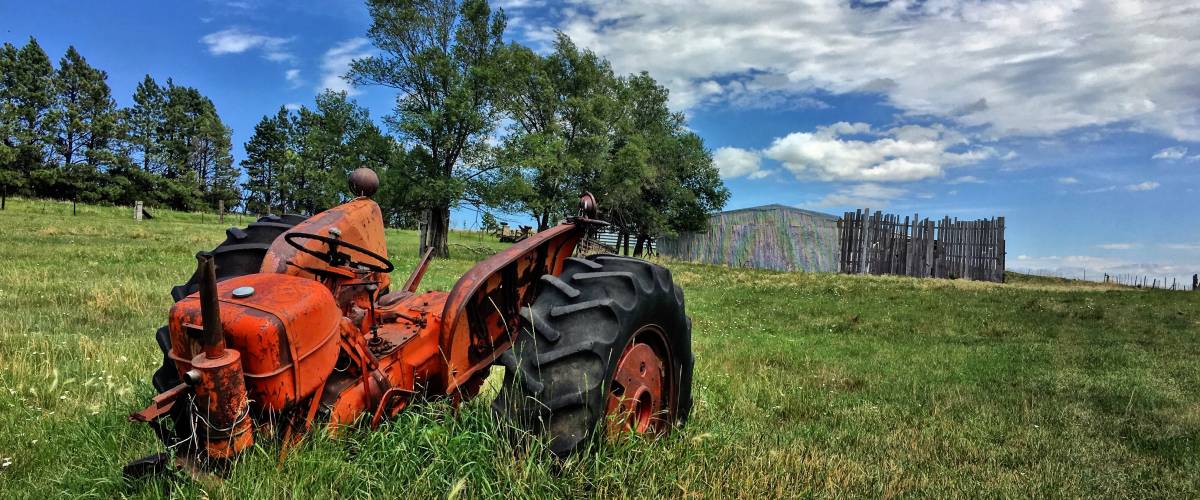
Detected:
left=492, top=254, right=693, bottom=458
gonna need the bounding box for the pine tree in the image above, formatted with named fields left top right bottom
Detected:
left=242, top=109, right=289, bottom=214
left=124, top=75, right=164, bottom=172
left=158, top=80, right=235, bottom=210
left=80, top=65, right=119, bottom=170
left=4, top=38, right=55, bottom=194
left=49, top=46, right=90, bottom=167
left=0, top=42, right=20, bottom=208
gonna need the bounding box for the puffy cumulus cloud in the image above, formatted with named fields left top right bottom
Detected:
left=201, top=28, right=293, bottom=62
left=518, top=1, right=1200, bottom=140
left=1125, top=181, right=1159, bottom=191
left=763, top=122, right=991, bottom=182
left=1152, top=146, right=1188, bottom=160
left=320, top=38, right=371, bottom=95
left=813, top=183, right=906, bottom=208
left=713, top=147, right=765, bottom=179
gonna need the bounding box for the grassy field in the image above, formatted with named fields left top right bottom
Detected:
left=1, top=198, right=1198, bottom=498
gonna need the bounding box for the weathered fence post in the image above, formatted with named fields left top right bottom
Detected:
left=134, top=201, right=143, bottom=222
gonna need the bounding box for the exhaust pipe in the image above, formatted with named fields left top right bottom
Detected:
left=195, top=252, right=226, bottom=358
left=188, top=251, right=254, bottom=459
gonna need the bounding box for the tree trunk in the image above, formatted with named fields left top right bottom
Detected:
left=621, top=231, right=630, bottom=256
left=633, top=234, right=645, bottom=257
left=430, top=205, right=450, bottom=257
left=418, top=209, right=429, bottom=257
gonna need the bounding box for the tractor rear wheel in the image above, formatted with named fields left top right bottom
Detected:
left=492, top=254, right=694, bottom=457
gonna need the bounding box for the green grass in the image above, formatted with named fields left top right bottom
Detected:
left=1, top=197, right=1198, bottom=498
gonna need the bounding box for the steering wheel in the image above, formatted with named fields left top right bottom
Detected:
left=284, top=231, right=394, bottom=274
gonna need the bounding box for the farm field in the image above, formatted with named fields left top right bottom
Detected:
left=1, top=198, right=1198, bottom=498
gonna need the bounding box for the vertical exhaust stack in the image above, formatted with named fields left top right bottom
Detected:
left=195, top=252, right=226, bottom=358
left=189, top=252, right=254, bottom=459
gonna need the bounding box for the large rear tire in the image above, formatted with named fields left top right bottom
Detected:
left=492, top=254, right=694, bottom=457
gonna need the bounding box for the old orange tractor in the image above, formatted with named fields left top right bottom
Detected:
left=126, top=168, right=693, bottom=476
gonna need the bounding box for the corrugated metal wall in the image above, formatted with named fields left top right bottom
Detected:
left=657, top=205, right=840, bottom=272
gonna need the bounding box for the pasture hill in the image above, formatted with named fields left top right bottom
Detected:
left=0, top=198, right=1197, bottom=497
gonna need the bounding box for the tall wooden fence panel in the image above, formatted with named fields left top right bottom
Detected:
left=838, top=209, right=1005, bottom=282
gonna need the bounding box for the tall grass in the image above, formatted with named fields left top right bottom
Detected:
left=0, top=198, right=1197, bottom=498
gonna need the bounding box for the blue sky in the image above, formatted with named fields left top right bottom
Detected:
left=3, top=0, right=1199, bottom=284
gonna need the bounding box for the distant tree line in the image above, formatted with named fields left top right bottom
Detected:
left=0, top=38, right=238, bottom=211
left=3, top=0, right=729, bottom=259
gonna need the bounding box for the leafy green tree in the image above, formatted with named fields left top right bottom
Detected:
left=495, top=33, right=618, bottom=230
left=348, top=0, right=507, bottom=257
left=287, top=91, right=381, bottom=213
left=599, top=72, right=728, bottom=256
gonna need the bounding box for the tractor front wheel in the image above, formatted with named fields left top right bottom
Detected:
left=493, top=254, right=694, bottom=457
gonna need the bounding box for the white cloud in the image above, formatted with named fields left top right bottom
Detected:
left=285, top=69, right=301, bottom=87
left=747, top=169, right=774, bottom=180
left=1097, top=243, right=1137, bottom=250
left=713, top=147, right=765, bottom=179
left=1082, top=185, right=1116, bottom=194
left=284, top=102, right=302, bottom=111
left=1058, top=176, right=1080, bottom=184
left=528, top=1, right=1200, bottom=140
left=763, top=122, right=991, bottom=182
left=1151, top=146, right=1188, bottom=160
left=1163, top=242, right=1200, bottom=251
left=1125, top=181, right=1159, bottom=191
left=813, top=183, right=906, bottom=208
left=949, top=175, right=984, bottom=184
left=201, top=28, right=293, bottom=62
left=320, top=38, right=371, bottom=96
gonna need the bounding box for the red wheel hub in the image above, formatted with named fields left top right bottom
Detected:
left=606, top=326, right=671, bottom=435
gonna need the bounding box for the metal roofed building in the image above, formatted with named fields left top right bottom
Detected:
left=657, top=204, right=840, bottom=272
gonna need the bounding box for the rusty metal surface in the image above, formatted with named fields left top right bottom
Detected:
left=129, top=383, right=186, bottom=422
left=169, top=273, right=341, bottom=411
left=260, top=198, right=392, bottom=294
left=403, top=248, right=434, bottom=293
left=438, top=221, right=584, bottom=392
left=194, top=252, right=226, bottom=358
left=189, top=349, right=254, bottom=458
left=132, top=187, right=622, bottom=471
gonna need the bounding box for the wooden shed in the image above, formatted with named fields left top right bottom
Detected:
left=657, top=204, right=840, bottom=272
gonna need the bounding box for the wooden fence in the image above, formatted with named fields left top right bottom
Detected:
left=839, top=209, right=1005, bottom=282
left=1104, top=273, right=1196, bottom=291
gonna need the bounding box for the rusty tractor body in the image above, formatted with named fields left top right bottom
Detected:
left=127, top=169, right=694, bottom=475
